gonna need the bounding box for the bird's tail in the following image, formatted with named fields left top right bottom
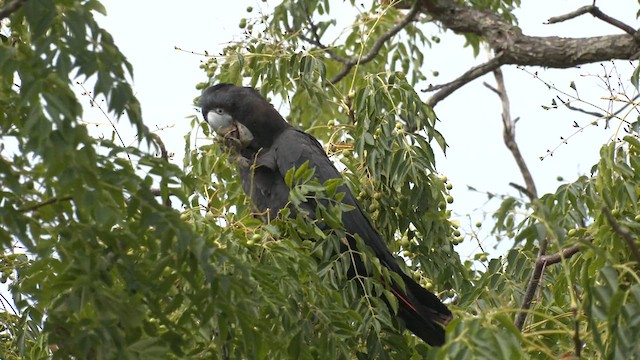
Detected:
left=392, top=273, right=453, bottom=346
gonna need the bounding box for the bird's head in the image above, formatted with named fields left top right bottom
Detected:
left=198, top=83, right=290, bottom=149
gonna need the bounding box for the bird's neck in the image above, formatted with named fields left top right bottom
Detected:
left=255, top=112, right=290, bottom=148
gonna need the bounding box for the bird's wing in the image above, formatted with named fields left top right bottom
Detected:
left=272, top=128, right=403, bottom=273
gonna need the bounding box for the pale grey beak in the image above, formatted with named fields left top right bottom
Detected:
left=206, top=111, right=254, bottom=147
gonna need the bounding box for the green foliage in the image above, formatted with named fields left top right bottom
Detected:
left=1, top=0, right=207, bottom=358
left=2, top=0, right=640, bottom=359
left=195, top=0, right=640, bottom=358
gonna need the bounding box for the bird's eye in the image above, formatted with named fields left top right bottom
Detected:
left=214, top=108, right=224, bottom=115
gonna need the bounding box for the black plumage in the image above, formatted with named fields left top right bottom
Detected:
left=199, top=83, right=452, bottom=346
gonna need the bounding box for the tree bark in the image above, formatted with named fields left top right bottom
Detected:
left=419, top=0, right=640, bottom=67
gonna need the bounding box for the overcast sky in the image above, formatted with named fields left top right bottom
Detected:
left=93, top=0, right=639, bottom=259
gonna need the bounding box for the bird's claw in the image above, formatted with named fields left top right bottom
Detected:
left=222, top=135, right=243, bottom=151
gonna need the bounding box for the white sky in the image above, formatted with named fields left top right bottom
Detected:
left=92, top=0, right=638, bottom=260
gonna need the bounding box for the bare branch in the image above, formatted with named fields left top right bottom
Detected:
left=0, top=0, right=27, bottom=20
left=602, top=206, right=640, bottom=264
left=330, top=66, right=355, bottom=87
left=572, top=303, right=582, bottom=359
left=515, top=242, right=582, bottom=330
left=415, top=0, right=640, bottom=105
left=149, top=133, right=172, bottom=207
left=561, top=93, right=640, bottom=120
left=77, top=82, right=133, bottom=166
left=546, top=5, right=636, bottom=36
left=424, top=54, right=504, bottom=107
left=485, top=68, right=538, bottom=200
left=544, top=5, right=593, bottom=24
left=295, top=2, right=349, bottom=64
left=560, top=98, right=604, bottom=118
left=507, top=182, right=535, bottom=200
left=150, top=133, right=168, bottom=162
left=18, top=196, right=73, bottom=213
left=539, top=243, right=581, bottom=265
left=515, top=238, right=548, bottom=331
left=330, top=1, right=421, bottom=84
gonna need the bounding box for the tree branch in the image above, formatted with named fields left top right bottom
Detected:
left=572, top=303, right=582, bottom=359
left=0, top=0, right=27, bottom=20
left=418, top=0, right=640, bottom=104
left=602, top=205, right=640, bottom=265
left=424, top=54, right=504, bottom=107
left=515, top=242, right=582, bottom=330
left=560, top=93, right=640, bottom=122
left=544, top=5, right=593, bottom=24
left=295, top=1, right=349, bottom=64
left=545, top=5, right=637, bottom=36
left=539, top=243, right=582, bottom=265
left=149, top=133, right=171, bottom=207
left=484, top=68, right=538, bottom=201
left=18, top=196, right=73, bottom=213
left=329, top=1, right=421, bottom=84
left=150, top=133, right=168, bottom=162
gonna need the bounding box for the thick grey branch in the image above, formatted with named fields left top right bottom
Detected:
left=418, top=0, right=640, bottom=104
left=420, top=0, right=639, bottom=65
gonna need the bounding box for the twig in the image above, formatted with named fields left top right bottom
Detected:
left=545, top=6, right=593, bottom=24
left=485, top=68, right=538, bottom=201
left=297, top=2, right=348, bottom=64
left=508, top=182, right=534, bottom=200
left=329, top=0, right=421, bottom=84
left=589, top=7, right=636, bottom=36
left=519, top=66, right=636, bottom=160
left=561, top=93, right=640, bottom=121
left=572, top=303, right=582, bottom=359
left=424, top=54, right=504, bottom=107
left=18, top=196, right=73, bottom=213
left=150, top=133, right=168, bottom=162
left=545, top=5, right=636, bottom=36
left=560, top=97, right=604, bottom=118
left=0, top=292, right=19, bottom=315
left=149, top=133, right=171, bottom=207
left=77, top=82, right=133, bottom=166
left=515, top=242, right=582, bottom=330
left=602, top=205, right=640, bottom=264
left=0, top=0, right=27, bottom=20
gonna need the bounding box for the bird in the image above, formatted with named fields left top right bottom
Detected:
left=198, top=83, right=452, bottom=346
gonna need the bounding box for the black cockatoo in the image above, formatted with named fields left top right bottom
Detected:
left=198, top=83, right=452, bottom=346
